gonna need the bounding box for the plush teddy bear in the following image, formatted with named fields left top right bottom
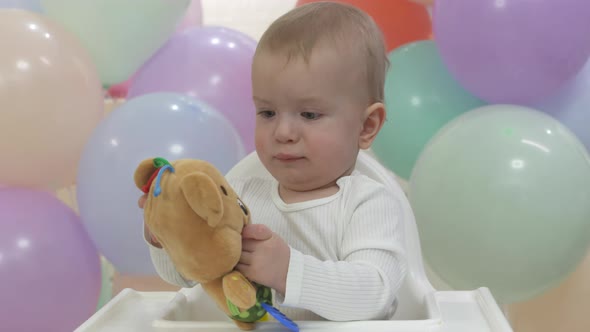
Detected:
left=133, top=157, right=275, bottom=330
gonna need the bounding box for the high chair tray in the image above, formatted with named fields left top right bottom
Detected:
left=76, top=286, right=513, bottom=332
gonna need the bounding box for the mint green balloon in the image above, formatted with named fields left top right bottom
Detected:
left=96, top=256, right=115, bottom=311
left=409, top=105, right=590, bottom=303
left=41, top=0, right=190, bottom=85
left=373, top=40, right=485, bottom=179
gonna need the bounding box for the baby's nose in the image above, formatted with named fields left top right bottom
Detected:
left=274, top=118, right=298, bottom=143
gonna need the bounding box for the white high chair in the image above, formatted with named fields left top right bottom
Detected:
left=76, top=151, right=513, bottom=332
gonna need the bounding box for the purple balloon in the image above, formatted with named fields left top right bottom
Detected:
left=529, top=57, right=590, bottom=152
left=433, top=0, right=590, bottom=104
left=128, top=26, right=257, bottom=152
left=0, top=188, right=101, bottom=332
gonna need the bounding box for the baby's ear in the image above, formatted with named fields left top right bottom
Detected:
left=180, top=172, right=224, bottom=228
left=359, top=102, right=386, bottom=149
left=134, top=159, right=157, bottom=190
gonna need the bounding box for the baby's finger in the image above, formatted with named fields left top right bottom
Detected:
left=138, top=194, right=147, bottom=208
left=239, top=251, right=253, bottom=265
left=235, top=263, right=249, bottom=276
left=150, top=234, right=160, bottom=245
left=242, top=224, right=273, bottom=241
left=241, top=239, right=258, bottom=252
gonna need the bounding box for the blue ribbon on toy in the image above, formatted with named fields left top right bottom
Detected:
left=153, top=164, right=174, bottom=197
left=261, top=303, right=299, bottom=332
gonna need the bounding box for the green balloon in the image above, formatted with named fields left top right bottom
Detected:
left=373, top=40, right=485, bottom=179
left=96, top=256, right=115, bottom=311
left=409, top=105, right=590, bottom=303
left=41, top=0, right=190, bottom=85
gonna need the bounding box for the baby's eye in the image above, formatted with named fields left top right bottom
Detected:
left=301, top=112, right=321, bottom=120
left=257, top=110, right=275, bottom=118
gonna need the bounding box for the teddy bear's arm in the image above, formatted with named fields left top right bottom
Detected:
left=222, top=270, right=257, bottom=309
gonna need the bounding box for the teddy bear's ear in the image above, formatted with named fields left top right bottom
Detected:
left=134, top=158, right=157, bottom=190
left=180, top=172, right=224, bottom=228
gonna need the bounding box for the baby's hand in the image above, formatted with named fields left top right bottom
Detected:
left=237, top=224, right=290, bottom=296
left=138, top=194, right=147, bottom=209
left=138, top=194, right=162, bottom=248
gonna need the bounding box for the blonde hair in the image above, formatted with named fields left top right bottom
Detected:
left=256, top=1, right=389, bottom=104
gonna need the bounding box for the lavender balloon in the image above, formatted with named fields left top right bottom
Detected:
left=129, top=26, right=257, bottom=152
left=433, top=0, right=590, bottom=104
left=530, top=58, right=590, bottom=152
left=0, top=188, right=101, bottom=332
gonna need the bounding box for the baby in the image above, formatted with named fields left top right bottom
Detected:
left=141, top=2, right=408, bottom=322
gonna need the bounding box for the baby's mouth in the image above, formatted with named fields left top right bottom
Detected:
left=274, top=153, right=303, bottom=161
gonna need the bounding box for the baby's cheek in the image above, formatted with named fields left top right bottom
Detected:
left=315, top=130, right=348, bottom=151
left=254, top=131, right=268, bottom=152
left=315, top=131, right=358, bottom=164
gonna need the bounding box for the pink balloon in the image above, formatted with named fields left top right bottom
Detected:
left=107, top=72, right=138, bottom=99
left=107, top=78, right=131, bottom=99
left=0, top=10, right=103, bottom=189
left=128, top=26, right=257, bottom=152
left=176, top=0, right=202, bottom=32
left=0, top=188, right=101, bottom=332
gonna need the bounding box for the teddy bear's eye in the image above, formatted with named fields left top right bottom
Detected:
left=220, top=186, right=228, bottom=196
left=237, top=199, right=248, bottom=215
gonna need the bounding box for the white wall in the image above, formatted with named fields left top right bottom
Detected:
left=202, top=0, right=297, bottom=41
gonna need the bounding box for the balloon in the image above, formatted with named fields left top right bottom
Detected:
left=119, top=1, right=202, bottom=102
left=0, top=10, right=103, bottom=189
left=433, top=0, right=590, bottom=104
left=372, top=41, right=485, bottom=179
left=106, top=74, right=136, bottom=100
left=0, top=0, right=41, bottom=11
left=104, top=98, right=125, bottom=117
left=40, top=0, right=190, bottom=85
left=128, top=26, right=257, bottom=152
left=0, top=188, right=101, bottom=332
left=296, top=0, right=431, bottom=52
left=529, top=57, right=590, bottom=152
left=107, top=79, right=131, bottom=99
left=96, top=256, right=115, bottom=310
left=507, top=250, right=590, bottom=332
left=409, top=0, right=434, bottom=5
left=176, top=0, right=202, bottom=32
left=409, top=105, right=590, bottom=303
left=77, top=93, right=245, bottom=275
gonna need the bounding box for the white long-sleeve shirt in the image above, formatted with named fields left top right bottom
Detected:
left=148, top=170, right=407, bottom=321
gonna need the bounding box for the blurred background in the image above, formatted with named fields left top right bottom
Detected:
left=1, top=0, right=589, bottom=331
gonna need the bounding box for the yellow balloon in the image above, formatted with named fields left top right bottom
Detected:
left=0, top=9, right=103, bottom=189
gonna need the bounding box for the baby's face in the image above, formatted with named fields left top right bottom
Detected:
left=252, top=45, right=368, bottom=192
